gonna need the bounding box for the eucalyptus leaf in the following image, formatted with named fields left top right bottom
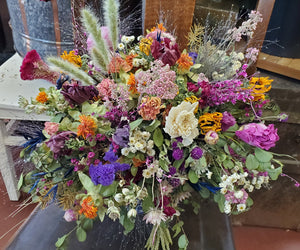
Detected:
left=76, top=227, right=87, bottom=242
left=255, top=148, right=273, bottom=163
left=98, top=207, right=107, bottom=222
left=55, top=234, right=68, bottom=248
left=68, top=110, right=81, bottom=121
left=144, top=119, right=161, bottom=132
left=82, top=219, right=93, bottom=231
left=188, top=169, right=198, bottom=184
left=78, top=171, right=96, bottom=193
left=153, top=128, right=164, bottom=147
left=267, top=166, right=282, bottom=180
left=129, top=118, right=143, bottom=130
left=178, top=234, right=188, bottom=249
left=245, top=154, right=259, bottom=170
left=100, top=181, right=118, bottom=197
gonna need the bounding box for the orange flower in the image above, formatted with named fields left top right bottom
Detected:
left=138, top=96, right=162, bottom=120
left=77, top=115, right=97, bottom=139
left=60, top=50, right=82, bottom=67
left=108, top=56, right=131, bottom=73
left=79, top=196, right=98, bottom=219
left=249, top=77, right=272, bottom=101
left=198, top=112, right=223, bottom=134
left=125, top=54, right=137, bottom=69
left=176, top=52, right=193, bottom=74
left=150, top=23, right=166, bottom=32
left=36, top=91, right=48, bottom=104
left=132, top=158, right=146, bottom=168
left=127, top=73, right=138, bottom=95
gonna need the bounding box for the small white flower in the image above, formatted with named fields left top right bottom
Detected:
left=118, top=43, right=125, bottom=50
left=220, top=188, right=227, bottom=194
left=132, top=59, right=140, bottom=67
left=122, top=188, right=130, bottom=196
left=137, top=35, right=143, bottom=41
left=237, top=203, right=246, bottom=212
left=121, top=147, right=130, bottom=156
left=114, top=193, right=124, bottom=203
left=206, top=171, right=213, bottom=179
left=143, top=169, right=152, bottom=178
left=234, top=190, right=244, bottom=199
left=121, top=36, right=131, bottom=44
left=247, top=185, right=254, bottom=192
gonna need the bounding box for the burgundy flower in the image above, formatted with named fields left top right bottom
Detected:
left=45, top=131, right=75, bottom=159
left=221, top=111, right=236, bottom=131
left=61, top=82, right=99, bottom=107
left=187, top=82, right=200, bottom=93
left=151, top=38, right=180, bottom=66
left=20, top=50, right=59, bottom=84
left=163, top=207, right=176, bottom=217
left=235, top=123, right=279, bottom=150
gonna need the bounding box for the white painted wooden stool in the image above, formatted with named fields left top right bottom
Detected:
left=0, top=53, right=51, bottom=201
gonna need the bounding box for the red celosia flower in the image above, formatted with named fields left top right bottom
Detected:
left=20, top=50, right=60, bottom=84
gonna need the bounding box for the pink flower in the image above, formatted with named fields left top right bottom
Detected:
left=204, top=130, right=219, bottom=145
left=87, top=26, right=113, bottom=51
left=221, top=112, right=236, bottom=131
left=187, top=82, right=199, bottom=93
left=44, top=122, right=59, bottom=136
left=96, top=78, right=115, bottom=100
left=63, top=209, right=77, bottom=222
left=67, top=180, right=73, bottom=186
left=20, top=50, right=60, bottom=84
left=235, top=123, right=279, bottom=150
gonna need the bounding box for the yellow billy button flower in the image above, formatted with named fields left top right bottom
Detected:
left=198, top=112, right=223, bottom=134
left=249, top=76, right=273, bottom=101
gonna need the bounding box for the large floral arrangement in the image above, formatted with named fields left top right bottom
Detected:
left=18, top=1, right=294, bottom=249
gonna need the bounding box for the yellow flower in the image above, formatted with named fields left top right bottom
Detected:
left=36, top=91, right=48, bottom=104
left=249, top=77, right=273, bottom=101
left=150, top=23, right=167, bottom=32
left=184, top=96, right=199, bottom=113
left=176, top=52, right=193, bottom=74
left=198, top=112, right=223, bottom=134
left=79, top=197, right=98, bottom=219
left=60, top=50, right=82, bottom=67
left=139, top=37, right=153, bottom=56
left=77, top=115, right=97, bottom=139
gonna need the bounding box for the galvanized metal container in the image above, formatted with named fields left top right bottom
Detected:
left=6, top=0, right=74, bottom=59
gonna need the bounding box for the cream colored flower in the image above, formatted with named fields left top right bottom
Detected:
left=164, top=102, right=199, bottom=146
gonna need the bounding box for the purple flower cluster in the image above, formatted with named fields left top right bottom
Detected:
left=235, top=123, right=279, bottom=150
left=89, top=146, right=130, bottom=186
left=190, top=147, right=203, bottom=160
left=61, top=82, right=99, bottom=107
left=199, top=80, right=253, bottom=107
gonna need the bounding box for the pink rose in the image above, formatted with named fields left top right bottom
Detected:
left=235, top=123, right=279, bottom=150
left=96, top=78, right=115, bottom=100
left=44, top=122, right=59, bottom=136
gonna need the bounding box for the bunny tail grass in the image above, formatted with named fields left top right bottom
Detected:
left=47, top=57, right=95, bottom=86
left=81, top=8, right=110, bottom=66
left=104, top=0, right=120, bottom=51
left=91, top=47, right=108, bottom=71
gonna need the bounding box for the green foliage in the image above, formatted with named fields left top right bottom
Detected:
left=178, top=234, right=189, bottom=249
left=76, top=227, right=87, bottom=242
left=120, top=207, right=135, bottom=235
left=153, top=128, right=163, bottom=147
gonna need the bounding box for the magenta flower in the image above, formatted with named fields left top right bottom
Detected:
left=63, top=209, right=77, bottom=222
left=150, top=38, right=180, bottom=66
left=20, top=50, right=60, bottom=84
left=235, top=123, right=279, bottom=150
left=190, top=147, right=203, bottom=159
left=221, top=111, right=236, bottom=131
left=187, top=82, right=200, bottom=93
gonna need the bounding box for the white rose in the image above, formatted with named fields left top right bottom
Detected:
left=164, top=102, right=199, bottom=146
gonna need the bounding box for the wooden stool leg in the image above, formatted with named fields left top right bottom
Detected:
left=0, top=120, right=20, bottom=201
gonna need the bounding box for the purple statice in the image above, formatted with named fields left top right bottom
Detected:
left=136, top=60, right=178, bottom=100
left=199, top=79, right=253, bottom=107
left=221, top=111, right=236, bottom=131
left=61, top=82, right=99, bottom=107
left=45, top=131, right=75, bottom=159
left=104, top=106, right=128, bottom=128
left=113, top=162, right=130, bottom=172
left=103, top=146, right=118, bottom=163
left=168, top=167, right=177, bottom=176
left=172, top=148, right=184, bottom=160
left=190, top=147, right=203, bottom=160
left=168, top=178, right=181, bottom=188
left=112, top=119, right=130, bottom=147
left=89, top=162, right=115, bottom=186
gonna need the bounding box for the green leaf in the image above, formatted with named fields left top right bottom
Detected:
left=159, top=157, right=169, bottom=172
left=68, top=110, right=81, bottom=121
left=172, top=221, right=184, bottom=238
left=129, top=118, right=143, bottom=130
left=17, top=173, right=24, bottom=190
left=246, top=197, right=253, bottom=207
left=188, top=169, right=198, bottom=184
left=267, top=166, right=282, bottom=180
left=78, top=171, right=96, bottom=193
left=142, top=194, right=154, bottom=212
left=131, top=166, right=138, bottom=176
left=98, top=207, right=106, bottom=222
left=51, top=113, right=65, bottom=123
left=55, top=234, right=68, bottom=248
left=100, top=181, right=118, bottom=197
left=76, top=227, right=87, bottom=242
left=82, top=101, right=106, bottom=116
left=178, top=234, right=188, bottom=249
left=223, top=159, right=234, bottom=169
left=246, top=154, right=259, bottom=170
left=199, top=187, right=210, bottom=198
left=144, top=120, right=161, bottom=132
left=255, top=148, right=273, bottom=163
left=174, top=158, right=185, bottom=169
left=82, top=219, right=93, bottom=231
left=120, top=207, right=135, bottom=235
left=226, top=123, right=239, bottom=133
left=224, top=144, right=230, bottom=155
left=153, top=128, right=163, bottom=147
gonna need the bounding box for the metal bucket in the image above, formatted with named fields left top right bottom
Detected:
left=6, top=0, right=74, bottom=59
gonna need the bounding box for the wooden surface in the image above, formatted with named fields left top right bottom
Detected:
left=144, top=0, right=196, bottom=51
left=257, top=52, right=300, bottom=80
